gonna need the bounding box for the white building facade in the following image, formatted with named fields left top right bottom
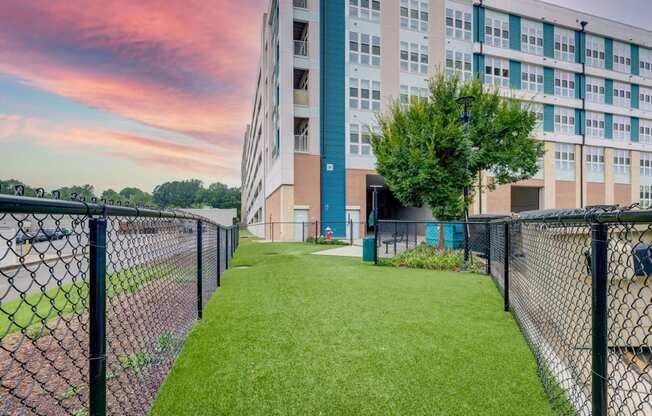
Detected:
left=241, top=0, right=652, bottom=240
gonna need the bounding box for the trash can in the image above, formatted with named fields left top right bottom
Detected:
left=362, top=236, right=376, bottom=262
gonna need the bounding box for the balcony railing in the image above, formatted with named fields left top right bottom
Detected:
left=293, top=0, right=308, bottom=8
left=294, top=40, right=308, bottom=57
left=294, top=134, right=308, bottom=153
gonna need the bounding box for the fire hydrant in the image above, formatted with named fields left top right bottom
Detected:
left=325, top=227, right=332, bottom=241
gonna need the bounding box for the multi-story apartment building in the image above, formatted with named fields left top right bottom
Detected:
left=241, top=0, right=652, bottom=240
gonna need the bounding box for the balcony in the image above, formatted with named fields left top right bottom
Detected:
left=293, top=89, right=309, bottom=106
left=293, top=0, right=308, bottom=8
left=294, top=40, right=308, bottom=57
left=294, top=135, right=308, bottom=153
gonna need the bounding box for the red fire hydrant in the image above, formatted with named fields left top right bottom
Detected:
left=325, top=227, right=332, bottom=241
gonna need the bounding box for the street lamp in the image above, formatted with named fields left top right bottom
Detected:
left=456, top=95, right=475, bottom=267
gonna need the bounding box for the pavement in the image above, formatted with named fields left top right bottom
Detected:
left=312, top=245, right=362, bottom=258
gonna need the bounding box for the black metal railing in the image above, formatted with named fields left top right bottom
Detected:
left=376, top=208, right=652, bottom=416
left=244, top=221, right=367, bottom=245
left=0, top=194, right=239, bottom=416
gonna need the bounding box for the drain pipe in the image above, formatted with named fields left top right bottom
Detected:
left=579, top=20, right=588, bottom=207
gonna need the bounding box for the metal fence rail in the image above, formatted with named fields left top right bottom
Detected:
left=0, top=194, right=238, bottom=416
left=243, top=221, right=367, bottom=244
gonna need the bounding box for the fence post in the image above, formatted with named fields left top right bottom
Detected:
left=196, top=221, right=203, bottom=320
left=89, top=217, right=107, bottom=416
left=463, top=221, right=470, bottom=265
left=393, top=221, right=398, bottom=255
left=302, top=221, right=305, bottom=242
left=217, top=227, right=221, bottom=288
left=271, top=222, right=274, bottom=243
left=591, top=222, right=608, bottom=416
left=225, top=228, right=229, bottom=269
left=314, top=221, right=318, bottom=239
left=374, top=220, right=379, bottom=264
left=350, top=219, right=353, bottom=245
left=486, top=224, right=491, bottom=276
left=503, top=221, right=510, bottom=312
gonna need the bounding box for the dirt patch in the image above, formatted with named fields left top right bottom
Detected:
left=0, top=277, right=197, bottom=416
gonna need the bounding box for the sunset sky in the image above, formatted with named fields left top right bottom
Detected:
left=0, top=0, right=648, bottom=193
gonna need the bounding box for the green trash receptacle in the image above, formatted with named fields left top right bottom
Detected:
left=363, top=236, right=376, bottom=262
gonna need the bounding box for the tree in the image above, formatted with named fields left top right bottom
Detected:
left=371, top=74, right=544, bottom=220
left=56, top=185, right=96, bottom=201
left=101, top=189, right=125, bottom=204
left=200, top=182, right=241, bottom=211
left=119, top=187, right=154, bottom=206
left=152, top=179, right=204, bottom=208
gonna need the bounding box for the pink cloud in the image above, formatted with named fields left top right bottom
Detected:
left=0, top=0, right=266, bottom=177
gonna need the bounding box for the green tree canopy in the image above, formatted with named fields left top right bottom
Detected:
left=153, top=179, right=204, bottom=208
left=371, top=74, right=544, bottom=220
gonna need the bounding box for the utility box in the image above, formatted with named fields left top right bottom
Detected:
left=362, top=237, right=376, bottom=262
left=425, top=224, right=464, bottom=249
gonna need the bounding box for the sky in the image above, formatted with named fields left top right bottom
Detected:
left=0, top=0, right=649, bottom=194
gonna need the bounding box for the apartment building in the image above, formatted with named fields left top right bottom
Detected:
left=241, top=0, right=652, bottom=240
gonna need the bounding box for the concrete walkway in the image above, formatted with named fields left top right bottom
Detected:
left=312, top=245, right=362, bottom=258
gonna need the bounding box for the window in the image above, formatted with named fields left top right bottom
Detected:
left=349, top=78, right=380, bottom=111
left=534, top=157, right=545, bottom=179
left=641, top=185, right=652, bottom=208
left=555, top=143, right=576, bottom=180
left=586, top=77, right=605, bottom=104
left=401, top=0, right=428, bottom=32
left=585, top=146, right=604, bottom=182
left=350, top=0, right=381, bottom=22
left=554, top=27, right=575, bottom=62
left=554, top=107, right=576, bottom=135
left=400, top=41, right=428, bottom=74
left=614, top=150, right=630, bottom=184
left=399, top=85, right=428, bottom=105
left=484, top=56, right=509, bottom=88
left=349, top=124, right=372, bottom=155
left=639, top=119, right=652, bottom=144
left=585, top=112, right=605, bottom=138
left=445, top=49, right=472, bottom=81
left=585, top=35, right=605, bottom=68
left=524, top=102, right=544, bottom=133
left=613, top=41, right=631, bottom=73
left=613, top=115, right=631, bottom=141
left=640, top=48, right=652, bottom=78
left=554, top=69, right=575, bottom=98
left=349, top=32, right=381, bottom=67
left=641, top=152, right=652, bottom=180
left=613, top=81, right=631, bottom=108
left=485, top=10, right=509, bottom=49
left=639, top=86, right=652, bottom=111
left=521, top=64, right=544, bottom=92
left=445, top=5, right=471, bottom=41
left=521, top=19, right=543, bottom=56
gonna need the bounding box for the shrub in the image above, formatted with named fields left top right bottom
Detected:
left=379, top=243, right=483, bottom=273
left=306, top=236, right=348, bottom=245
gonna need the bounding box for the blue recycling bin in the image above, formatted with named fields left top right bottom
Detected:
left=425, top=223, right=464, bottom=249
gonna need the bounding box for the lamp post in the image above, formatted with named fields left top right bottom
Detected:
left=456, top=95, right=475, bottom=267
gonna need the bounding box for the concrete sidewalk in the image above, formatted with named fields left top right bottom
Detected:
left=312, top=245, right=362, bottom=258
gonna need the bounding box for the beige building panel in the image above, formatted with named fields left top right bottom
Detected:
left=631, top=151, right=641, bottom=204
left=543, top=142, right=556, bottom=209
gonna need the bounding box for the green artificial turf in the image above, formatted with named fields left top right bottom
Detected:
left=150, top=240, right=554, bottom=416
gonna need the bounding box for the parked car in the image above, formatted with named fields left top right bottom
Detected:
left=15, top=231, right=35, bottom=245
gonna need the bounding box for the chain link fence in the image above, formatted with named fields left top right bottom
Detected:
left=0, top=194, right=238, bottom=416
left=375, top=209, right=651, bottom=416
left=243, top=221, right=367, bottom=244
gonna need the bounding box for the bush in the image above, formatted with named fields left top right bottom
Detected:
left=306, top=236, right=348, bottom=245
left=379, top=243, right=483, bottom=273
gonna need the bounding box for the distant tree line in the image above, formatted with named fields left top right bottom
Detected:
left=0, top=179, right=241, bottom=213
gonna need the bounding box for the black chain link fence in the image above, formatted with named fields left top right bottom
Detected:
left=244, top=221, right=367, bottom=244
left=375, top=209, right=651, bottom=415
left=0, top=194, right=238, bottom=415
